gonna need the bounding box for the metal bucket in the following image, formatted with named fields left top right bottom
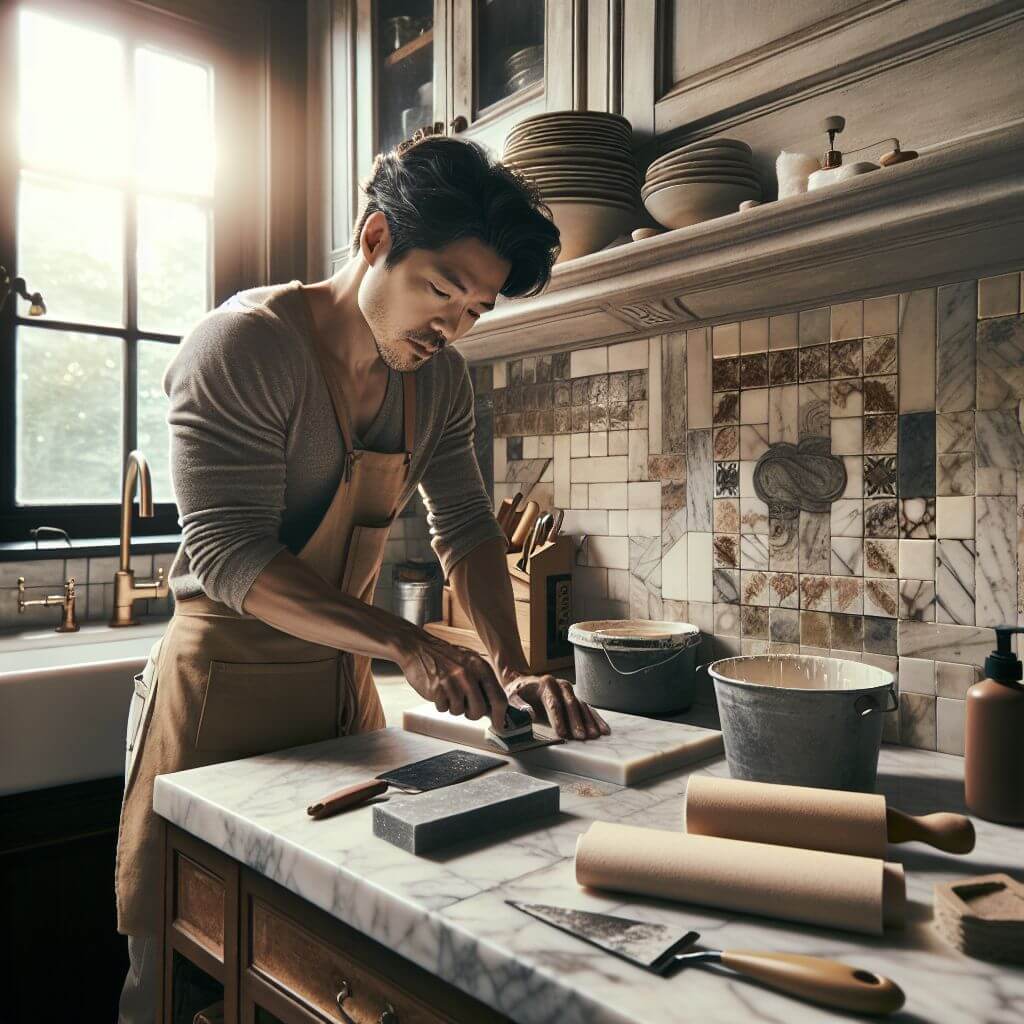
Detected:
left=708, top=655, right=897, bottom=791
left=392, top=560, right=443, bottom=626
left=568, top=619, right=702, bottom=715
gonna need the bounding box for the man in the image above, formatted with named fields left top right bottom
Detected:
left=116, top=133, right=609, bottom=1022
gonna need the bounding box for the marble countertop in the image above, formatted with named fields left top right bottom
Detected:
left=155, top=672, right=1024, bottom=1024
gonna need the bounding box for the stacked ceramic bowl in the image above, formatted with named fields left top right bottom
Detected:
left=503, top=111, right=639, bottom=262
left=503, top=45, right=544, bottom=95
left=642, top=138, right=761, bottom=229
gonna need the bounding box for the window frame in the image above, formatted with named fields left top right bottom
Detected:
left=0, top=0, right=283, bottom=542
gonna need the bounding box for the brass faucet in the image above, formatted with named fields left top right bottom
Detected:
left=18, top=575, right=80, bottom=632
left=110, top=450, right=169, bottom=627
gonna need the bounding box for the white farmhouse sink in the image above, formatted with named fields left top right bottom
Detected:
left=0, top=621, right=167, bottom=795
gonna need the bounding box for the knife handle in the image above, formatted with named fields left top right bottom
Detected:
left=307, top=778, right=388, bottom=819
left=717, top=951, right=905, bottom=1015
left=886, top=807, right=975, bottom=853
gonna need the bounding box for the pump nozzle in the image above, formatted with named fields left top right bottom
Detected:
left=985, top=625, right=1024, bottom=684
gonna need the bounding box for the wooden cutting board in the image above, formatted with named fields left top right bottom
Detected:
left=401, top=703, right=724, bottom=786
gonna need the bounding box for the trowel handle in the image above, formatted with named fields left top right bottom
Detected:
left=886, top=808, right=976, bottom=854
left=307, top=778, right=388, bottom=819
left=716, top=951, right=905, bottom=1016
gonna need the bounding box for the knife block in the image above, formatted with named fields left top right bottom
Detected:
left=425, top=536, right=574, bottom=673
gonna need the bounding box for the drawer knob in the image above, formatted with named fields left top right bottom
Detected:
left=335, top=980, right=357, bottom=1024
left=380, top=1004, right=398, bottom=1024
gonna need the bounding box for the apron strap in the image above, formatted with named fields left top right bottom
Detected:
left=401, top=372, right=416, bottom=459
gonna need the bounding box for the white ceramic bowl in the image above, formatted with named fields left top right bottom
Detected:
left=644, top=181, right=758, bottom=229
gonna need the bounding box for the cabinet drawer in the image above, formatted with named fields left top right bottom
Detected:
left=249, top=897, right=447, bottom=1024
left=174, top=852, right=226, bottom=960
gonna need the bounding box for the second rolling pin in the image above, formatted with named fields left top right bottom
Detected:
left=684, top=776, right=975, bottom=858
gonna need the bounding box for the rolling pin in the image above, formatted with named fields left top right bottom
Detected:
left=684, top=776, right=975, bottom=858
left=509, top=500, right=540, bottom=552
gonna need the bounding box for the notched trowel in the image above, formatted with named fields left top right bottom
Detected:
left=485, top=703, right=563, bottom=754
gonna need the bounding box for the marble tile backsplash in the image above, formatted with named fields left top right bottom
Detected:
left=478, top=269, right=1024, bottom=756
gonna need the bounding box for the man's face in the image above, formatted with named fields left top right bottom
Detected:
left=358, top=216, right=511, bottom=372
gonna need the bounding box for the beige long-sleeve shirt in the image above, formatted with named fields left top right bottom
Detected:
left=163, top=280, right=501, bottom=613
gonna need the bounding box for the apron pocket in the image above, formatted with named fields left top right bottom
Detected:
left=341, top=524, right=390, bottom=600
left=195, top=658, right=339, bottom=758
left=124, top=636, right=164, bottom=787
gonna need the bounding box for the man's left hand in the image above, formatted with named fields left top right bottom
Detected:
left=504, top=674, right=610, bottom=740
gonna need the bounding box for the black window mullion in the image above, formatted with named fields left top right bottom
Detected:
left=123, top=31, right=138, bottom=470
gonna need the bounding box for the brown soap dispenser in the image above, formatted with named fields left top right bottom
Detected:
left=964, top=625, right=1024, bottom=824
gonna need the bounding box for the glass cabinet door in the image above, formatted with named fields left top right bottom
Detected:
left=474, top=0, right=544, bottom=115
left=373, top=0, right=439, bottom=155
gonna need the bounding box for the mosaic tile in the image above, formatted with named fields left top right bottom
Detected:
left=552, top=351, right=570, bottom=380
left=936, top=452, right=974, bottom=496
left=831, top=575, right=864, bottom=614
left=864, top=455, right=897, bottom=497
left=739, top=497, right=770, bottom=535
left=714, top=461, right=739, bottom=497
left=740, top=534, right=769, bottom=571
left=713, top=497, right=740, bottom=534
left=864, top=498, right=898, bottom=538
left=899, top=579, right=936, bottom=621
left=898, top=497, right=936, bottom=539
left=768, top=515, right=799, bottom=572
left=865, top=578, right=898, bottom=618
left=769, top=348, right=798, bottom=385
left=554, top=381, right=571, bottom=407
left=799, top=344, right=829, bottom=382
left=799, top=574, right=831, bottom=611
left=713, top=568, right=740, bottom=604
left=713, top=534, right=739, bottom=568
left=898, top=413, right=936, bottom=497
left=800, top=610, right=831, bottom=647
left=864, top=614, right=898, bottom=654
left=863, top=413, right=897, bottom=454
left=769, top=607, right=801, bottom=644
left=831, top=612, right=864, bottom=651
left=798, top=510, right=831, bottom=573
left=935, top=538, right=976, bottom=625
left=862, top=334, right=897, bottom=375
left=975, top=408, right=1024, bottom=469
left=628, top=370, right=648, bottom=402
left=739, top=353, right=769, bottom=389
left=975, top=495, right=1016, bottom=624
left=977, top=314, right=1024, bottom=410
left=768, top=384, right=799, bottom=444
left=509, top=359, right=523, bottom=386
left=741, top=570, right=769, bottom=606
left=798, top=382, right=831, bottom=439
left=712, top=390, right=740, bottom=425
left=522, top=356, right=537, bottom=383
left=830, top=339, right=862, bottom=378
left=713, top=425, right=739, bottom=460
left=768, top=572, right=799, bottom=608
left=830, top=378, right=863, bottom=418
left=741, top=605, right=769, bottom=639
left=864, top=538, right=898, bottom=577
left=608, top=371, right=628, bottom=404
left=831, top=537, right=864, bottom=576
left=711, top=357, right=738, bottom=393
left=863, top=375, right=897, bottom=413
left=830, top=498, right=863, bottom=538
left=739, top=424, right=769, bottom=460
left=648, top=453, right=685, bottom=481
left=936, top=280, right=976, bottom=413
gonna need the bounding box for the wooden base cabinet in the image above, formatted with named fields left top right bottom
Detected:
left=163, top=822, right=512, bottom=1024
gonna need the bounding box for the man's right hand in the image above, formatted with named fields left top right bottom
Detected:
left=398, top=631, right=509, bottom=727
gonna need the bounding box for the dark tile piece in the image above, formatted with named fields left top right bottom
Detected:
left=471, top=364, right=493, bottom=393
left=609, top=403, right=629, bottom=429
left=831, top=612, right=864, bottom=651
left=769, top=348, right=798, bottom=385
left=798, top=345, right=829, bottom=382
left=864, top=498, right=898, bottom=538
left=537, top=409, right=554, bottom=434
left=521, top=359, right=536, bottom=384
left=864, top=455, right=897, bottom=497
left=740, top=353, right=769, bottom=389
left=898, top=413, right=936, bottom=497
left=712, top=391, right=739, bottom=425
left=712, top=357, right=739, bottom=392
left=589, top=374, right=609, bottom=405
left=800, top=610, right=831, bottom=647
left=508, top=359, right=523, bottom=386
left=537, top=355, right=552, bottom=383
left=537, top=383, right=553, bottom=410
left=864, top=615, right=898, bottom=655
left=554, top=381, right=571, bottom=407
left=507, top=435, right=523, bottom=461
left=863, top=335, right=897, bottom=376
left=770, top=607, right=800, bottom=645
left=864, top=413, right=898, bottom=454
left=504, top=413, right=523, bottom=435
left=714, top=461, right=739, bottom=497
left=493, top=388, right=507, bottom=414
left=522, top=409, right=539, bottom=434
left=713, top=534, right=739, bottom=568
left=553, top=407, right=571, bottom=433
left=648, top=454, right=685, bottom=480
left=863, top=375, right=897, bottom=413
left=609, top=371, right=629, bottom=404
left=571, top=406, right=589, bottom=431
left=628, top=370, right=648, bottom=402
left=551, top=351, right=570, bottom=380
left=590, top=404, right=609, bottom=431
left=571, top=378, right=589, bottom=405
left=830, top=339, right=862, bottom=378
left=505, top=387, right=523, bottom=412
left=522, top=384, right=538, bottom=411
left=741, top=605, right=769, bottom=639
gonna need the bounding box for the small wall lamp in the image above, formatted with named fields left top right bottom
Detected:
left=1, top=264, right=47, bottom=316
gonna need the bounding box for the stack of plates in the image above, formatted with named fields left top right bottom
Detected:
left=504, top=45, right=544, bottom=95
left=503, top=111, right=639, bottom=262
left=642, top=138, right=761, bottom=229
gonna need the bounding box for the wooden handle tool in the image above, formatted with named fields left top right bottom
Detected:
left=885, top=807, right=976, bottom=854
left=496, top=492, right=523, bottom=540
left=546, top=508, right=563, bottom=542
left=509, top=500, right=540, bottom=552
left=307, top=779, right=388, bottom=818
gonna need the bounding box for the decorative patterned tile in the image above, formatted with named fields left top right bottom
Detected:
left=798, top=344, right=829, bottom=382
left=768, top=572, right=799, bottom=608
left=798, top=382, right=831, bottom=439
left=898, top=497, right=936, bottom=539
left=830, top=498, right=863, bottom=538
left=831, top=537, right=864, bottom=576
left=712, top=390, right=740, bottom=425
left=713, top=425, right=739, bottom=460
left=830, top=378, right=863, bottom=418
left=830, top=339, right=862, bottom=378
left=864, top=578, right=898, bottom=618
left=714, top=461, right=739, bottom=497
left=936, top=538, right=976, bottom=625
left=831, top=576, right=864, bottom=614
left=899, top=579, right=936, bottom=621
left=713, top=568, right=740, bottom=604
left=741, top=570, right=770, bottom=606
left=936, top=453, right=974, bottom=496
left=799, top=574, right=831, bottom=611
left=800, top=610, right=831, bottom=647
left=863, top=413, right=898, bottom=454
left=713, top=534, right=739, bottom=569
left=712, top=357, right=739, bottom=392
left=769, top=349, right=798, bottom=386
left=863, top=334, right=897, bottom=375
left=714, top=497, right=740, bottom=534
left=863, top=455, right=897, bottom=497
left=864, top=498, right=898, bottom=538
left=862, top=375, right=897, bottom=414
left=739, top=354, right=768, bottom=389
left=864, top=538, right=898, bottom=577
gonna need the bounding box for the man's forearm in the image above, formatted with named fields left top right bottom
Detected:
left=448, top=536, right=530, bottom=686
left=242, top=548, right=423, bottom=663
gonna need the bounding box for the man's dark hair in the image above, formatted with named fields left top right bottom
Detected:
left=351, top=134, right=561, bottom=299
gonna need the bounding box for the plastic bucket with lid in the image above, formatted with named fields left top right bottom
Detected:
left=708, top=654, right=898, bottom=791
left=568, top=619, right=702, bottom=715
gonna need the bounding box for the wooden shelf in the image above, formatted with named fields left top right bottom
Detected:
left=383, top=27, right=433, bottom=67
left=455, top=121, right=1024, bottom=363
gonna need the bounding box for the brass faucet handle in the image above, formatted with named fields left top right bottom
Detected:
left=17, top=575, right=80, bottom=632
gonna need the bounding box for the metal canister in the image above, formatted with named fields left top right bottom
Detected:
left=392, top=559, right=443, bottom=626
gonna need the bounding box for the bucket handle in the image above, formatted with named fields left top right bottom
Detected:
left=593, top=630, right=696, bottom=677
left=854, top=683, right=899, bottom=718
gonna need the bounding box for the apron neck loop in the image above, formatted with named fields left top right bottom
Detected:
left=401, top=372, right=416, bottom=457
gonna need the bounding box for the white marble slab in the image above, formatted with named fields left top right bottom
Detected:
left=401, top=703, right=723, bottom=785
left=155, top=728, right=1024, bottom=1024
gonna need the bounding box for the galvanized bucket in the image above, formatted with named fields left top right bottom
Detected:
left=708, top=655, right=897, bottom=792
left=568, top=619, right=702, bottom=714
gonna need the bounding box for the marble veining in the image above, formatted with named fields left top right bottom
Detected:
left=154, top=728, right=1024, bottom=1024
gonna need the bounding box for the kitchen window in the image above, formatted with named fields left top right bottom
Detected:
left=0, top=0, right=270, bottom=541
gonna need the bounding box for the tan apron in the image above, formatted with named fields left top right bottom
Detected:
left=115, top=336, right=416, bottom=937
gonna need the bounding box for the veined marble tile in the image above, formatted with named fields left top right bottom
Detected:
left=648, top=338, right=663, bottom=455
left=900, top=691, right=937, bottom=750
left=712, top=567, right=739, bottom=604
left=976, top=465, right=1017, bottom=495
left=831, top=301, right=863, bottom=342
left=739, top=497, right=770, bottom=535
left=975, top=408, right=1024, bottom=469
left=936, top=411, right=975, bottom=453
left=665, top=332, right=690, bottom=446
left=769, top=312, right=798, bottom=350
left=976, top=314, right=1024, bottom=410
left=899, top=497, right=936, bottom=539
left=865, top=538, right=898, bottom=577
left=978, top=272, right=1022, bottom=318
left=864, top=296, right=899, bottom=337
left=899, top=579, right=936, bottom=622
left=686, top=429, right=713, bottom=531
left=936, top=660, right=978, bottom=699
left=936, top=280, right=977, bottom=413
left=865, top=578, right=898, bottom=618
left=975, top=495, right=1016, bottom=625
left=798, top=306, right=829, bottom=347
left=798, top=382, right=830, bottom=440
left=899, top=620, right=992, bottom=667
left=830, top=498, right=863, bottom=538
left=936, top=539, right=976, bottom=626
left=739, top=424, right=769, bottom=461
left=898, top=289, right=937, bottom=413
left=739, top=533, right=769, bottom=571
left=799, top=510, right=831, bottom=573
left=936, top=453, right=975, bottom=496
left=768, top=384, right=799, bottom=445
left=831, top=536, right=864, bottom=576
left=768, top=515, right=799, bottom=572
